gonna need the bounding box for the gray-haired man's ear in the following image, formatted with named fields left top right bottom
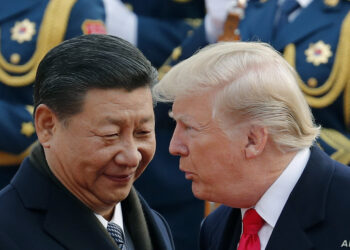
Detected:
left=34, top=104, right=56, bottom=149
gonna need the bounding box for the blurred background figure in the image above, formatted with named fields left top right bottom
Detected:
left=103, top=1, right=207, bottom=249
left=239, top=0, right=350, bottom=166
left=103, top=0, right=205, bottom=68
left=161, top=0, right=350, bottom=167
left=0, top=0, right=106, bottom=188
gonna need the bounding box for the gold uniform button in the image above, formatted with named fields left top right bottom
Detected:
left=324, top=0, right=339, bottom=7
left=171, top=47, right=182, bottom=61
left=124, top=3, right=133, bottom=11
left=21, top=122, right=35, bottom=137
left=10, top=53, right=21, bottom=64
left=307, top=77, right=318, bottom=87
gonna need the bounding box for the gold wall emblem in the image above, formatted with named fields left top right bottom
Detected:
left=11, top=19, right=36, bottom=43
left=305, top=41, right=333, bottom=66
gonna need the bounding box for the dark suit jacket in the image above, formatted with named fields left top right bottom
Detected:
left=0, top=158, right=174, bottom=250
left=200, top=146, right=350, bottom=250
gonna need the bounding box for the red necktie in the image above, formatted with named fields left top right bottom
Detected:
left=237, top=209, right=265, bottom=250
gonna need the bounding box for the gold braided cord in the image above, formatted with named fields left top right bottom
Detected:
left=283, top=12, right=350, bottom=108
left=319, top=128, right=350, bottom=165
left=0, top=142, right=36, bottom=166
left=345, top=77, right=350, bottom=129
left=0, top=0, right=77, bottom=87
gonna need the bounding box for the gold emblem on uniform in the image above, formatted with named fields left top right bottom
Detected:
left=324, top=0, right=339, bottom=7
left=171, top=47, right=182, bottom=61
left=21, top=122, right=35, bottom=137
left=10, top=53, right=21, bottom=64
left=307, top=77, right=318, bottom=87
left=305, top=40, right=333, bottom=66
left=11, top=19, right=36, bottom=43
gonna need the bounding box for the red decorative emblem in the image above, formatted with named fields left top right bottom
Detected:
left=82, top=20, right=106, bottom=34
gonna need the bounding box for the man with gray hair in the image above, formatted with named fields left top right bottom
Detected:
left=153, top=41, right=350, bottom=250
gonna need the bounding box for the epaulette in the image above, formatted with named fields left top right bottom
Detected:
left=283, top=12, right=350, bottom=130
left=0, top=0, right=77, bottom=87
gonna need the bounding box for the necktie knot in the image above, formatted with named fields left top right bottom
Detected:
left=107, top=222, right=127, bottom=250
left=242, top=209, right=265, bottom=235
left=238, top=209, right=265, bottom=250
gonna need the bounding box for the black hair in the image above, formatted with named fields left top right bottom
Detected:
left=34, top=34, right=157, bottom=120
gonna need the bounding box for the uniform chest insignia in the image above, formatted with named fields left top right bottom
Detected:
left=21, top=122, right=35, bottom=137
left=171, top=46, right=182, bottom=61
left=324, top=0, right=339, bottom=7
left=305, top=40, right=333, bottom=66
left=81, top=20, right=106, bottom=34
left=11, top=19, right=36, bottom=43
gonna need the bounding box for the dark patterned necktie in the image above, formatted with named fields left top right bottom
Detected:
left=107, top=222, right=127, bottom=250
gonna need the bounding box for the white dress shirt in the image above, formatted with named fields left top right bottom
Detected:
left=95, top=202, right=124, bottom=231
left=241, top=147, right=311, bottom=250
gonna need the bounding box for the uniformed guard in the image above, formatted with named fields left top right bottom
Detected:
left=239, top=0, right=350, bottom=166
left=160, top=0, right=350, bottom=167
left=0, top=0, right=106, bottom=189
left=104, top=0, right=205, bottom=68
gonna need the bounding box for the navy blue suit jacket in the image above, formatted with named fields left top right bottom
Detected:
left=200, top=147, right=350, bottom=250
left=0, top=158, right=174, bottom=250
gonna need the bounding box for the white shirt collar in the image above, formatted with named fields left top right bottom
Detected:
left=242, top=147, right=310, bottom=227
left=94, top=203, right=124, bottom=231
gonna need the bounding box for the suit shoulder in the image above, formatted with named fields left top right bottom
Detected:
left=0, top=230, right=20, bottom=250
left=0, top=184, right=17, bottom=205
left=205, top=205, right=235, bottom=224
left=331, top=161, right=350, bottom=188
left=202, top=205, right=238, bottom=234
left=0, top=185, right=23, bottom=225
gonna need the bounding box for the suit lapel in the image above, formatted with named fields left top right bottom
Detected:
left=12, top=158, right=117, bottom=250
left=266, top=147, right=335, bottom=250
left=266, top=207, right=313, bottom=250
left=273, top=0, right=337, bottom=50
left=122, top=188, right=153, bottom=250
left=216, top=207, right=242, bottom=250
left=43, top=186, right=118, bottom=250
left=227, top=209, right=242, bottom=250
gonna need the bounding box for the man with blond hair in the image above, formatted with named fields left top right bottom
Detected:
left=153, top=41, right=350, bottom=250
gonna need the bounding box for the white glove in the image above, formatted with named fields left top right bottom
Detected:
left=204, top=0, right=237, bottom=43
left=103, top=0, right=137, bottom=45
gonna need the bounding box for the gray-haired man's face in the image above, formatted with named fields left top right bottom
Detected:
left=40, top=87, right=156, bottom=216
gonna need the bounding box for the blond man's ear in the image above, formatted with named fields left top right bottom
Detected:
left=244, top=125, right=268, bottom=159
